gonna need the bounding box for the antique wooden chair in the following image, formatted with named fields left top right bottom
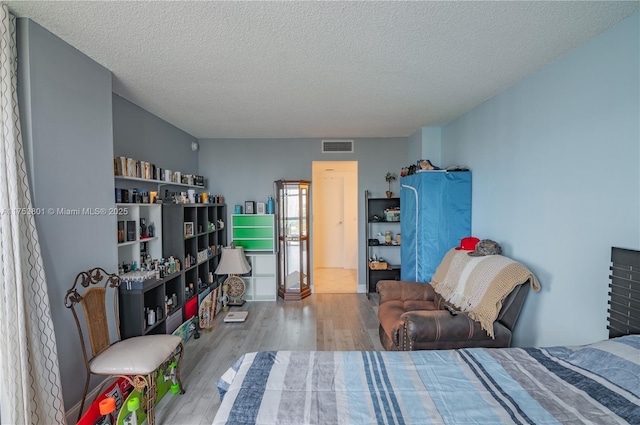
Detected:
left=65, top=267, right=185, bottom=424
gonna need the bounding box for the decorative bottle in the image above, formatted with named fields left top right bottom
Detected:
left=267, top=196, right=275, bottom=214
left=140, top=218, right=147, bottom=238
left=147, top=308, right=156, bottom=326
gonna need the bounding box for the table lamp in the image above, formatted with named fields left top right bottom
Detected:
left=215, top=244, right=251, bottom=308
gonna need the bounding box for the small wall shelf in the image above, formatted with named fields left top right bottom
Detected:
left=115, top=175, right=203, bottom=189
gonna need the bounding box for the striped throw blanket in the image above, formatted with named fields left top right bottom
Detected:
left=431, top=248, right=541, bottom=338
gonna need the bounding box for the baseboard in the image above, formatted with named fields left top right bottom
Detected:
left=65, top=383, right=104, bottom=424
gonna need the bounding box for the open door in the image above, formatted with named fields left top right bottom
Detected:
left=312, top=161, right=358, bottom=293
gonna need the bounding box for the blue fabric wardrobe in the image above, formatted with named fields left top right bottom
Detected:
left=400, top=171, right=472, bottom=282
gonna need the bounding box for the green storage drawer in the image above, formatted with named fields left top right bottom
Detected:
left=233, top=215, right=274, bottom=227
left=231, top=215, right=275, bottom=252
left=234, top=239, right=274, bottom=250
left=233, top=227, right=273, bottom=239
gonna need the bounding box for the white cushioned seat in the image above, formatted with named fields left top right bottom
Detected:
left=90, top=334, right=181, bottom=375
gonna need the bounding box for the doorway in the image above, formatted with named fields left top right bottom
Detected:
left=311, top=161, right=358, bottom=293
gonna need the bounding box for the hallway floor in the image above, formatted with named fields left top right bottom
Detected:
left=313, top=267, right=357, bottom=293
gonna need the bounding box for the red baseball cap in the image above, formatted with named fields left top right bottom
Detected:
left=455, top=237, right=480, bottom=251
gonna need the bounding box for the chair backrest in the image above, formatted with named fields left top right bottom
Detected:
left=64, top=268, right=122, bottom=363
left=496, top=280, right=530, bottom=331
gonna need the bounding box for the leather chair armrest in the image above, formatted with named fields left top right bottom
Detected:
left=401, top=310, right=512, bottom=350
left=377, top=280, right=436, bottom=304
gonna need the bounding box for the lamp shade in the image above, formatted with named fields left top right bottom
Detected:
left=215, top=247, right=251, bottom=275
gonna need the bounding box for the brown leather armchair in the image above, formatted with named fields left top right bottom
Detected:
left=377, top=280, right=530, bottom=351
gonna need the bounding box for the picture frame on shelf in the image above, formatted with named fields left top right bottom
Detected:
left=184, top=221, right=194, bottom=237
left=256, top=202, right=265, bottom=214
left=244, top=201, right=255, bottom=214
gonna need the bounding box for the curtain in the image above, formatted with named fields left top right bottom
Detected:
left=0, top=5, right=67, bottom=424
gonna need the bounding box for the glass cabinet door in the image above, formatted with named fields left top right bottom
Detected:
left=276, top=180, right=311, bottom=300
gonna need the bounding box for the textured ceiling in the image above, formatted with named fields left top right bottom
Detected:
left=6, top=1, right=639, bottom=139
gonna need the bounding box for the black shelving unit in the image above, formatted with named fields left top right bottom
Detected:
left=365, top=190, right=401, bottom=296
left=162, top=203, right=227, bottom=331
left=117, top=202, right=227, bottom=339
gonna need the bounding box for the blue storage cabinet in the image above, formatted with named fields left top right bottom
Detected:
left=400, top=171, right=471, bottom=282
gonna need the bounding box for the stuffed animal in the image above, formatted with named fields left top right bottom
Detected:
left=418, top=159, right=440, bottom=170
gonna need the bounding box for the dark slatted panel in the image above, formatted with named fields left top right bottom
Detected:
left=608, top=247, right=640, bottom=338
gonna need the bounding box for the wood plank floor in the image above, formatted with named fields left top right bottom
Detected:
left=154, top=293, right=382, bottom=425
left=313, top=267, right=358, bottom=293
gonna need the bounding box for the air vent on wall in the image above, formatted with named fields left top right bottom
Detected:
left=322, top=140, right=354, bottom=153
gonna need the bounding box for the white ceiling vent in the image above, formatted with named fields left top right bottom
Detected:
left=322, top=140, right=354, bottom=153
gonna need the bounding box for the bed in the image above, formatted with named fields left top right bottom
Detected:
left=213, top=336, right=639, bottom=424
left=213, top=248, right=640, bottom=424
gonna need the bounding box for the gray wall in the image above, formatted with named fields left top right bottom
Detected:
left=112, top=94, right=198, bottom=175
left=421, top=127, right=442, bottom=166
left=197, top=138, right=408, bottom=290
left=407, top=126, right=443, bottom=168
left=407, top=128, right=422, bottom=164
left=441, top=12, right=640, bottom=347
left=17, top=19, right=117, bottom=411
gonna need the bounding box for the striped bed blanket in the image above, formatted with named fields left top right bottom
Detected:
left=213, top=335, right=640, bottom=425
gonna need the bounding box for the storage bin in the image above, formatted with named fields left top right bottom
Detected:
left=185, top=297, right=198, bottom=320
left=384, top=209, right=400, bottom=222
left=369, top=261, right=389, bottom=270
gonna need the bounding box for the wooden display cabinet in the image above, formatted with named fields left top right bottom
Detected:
left=276, top=180, right=311, bottom=300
